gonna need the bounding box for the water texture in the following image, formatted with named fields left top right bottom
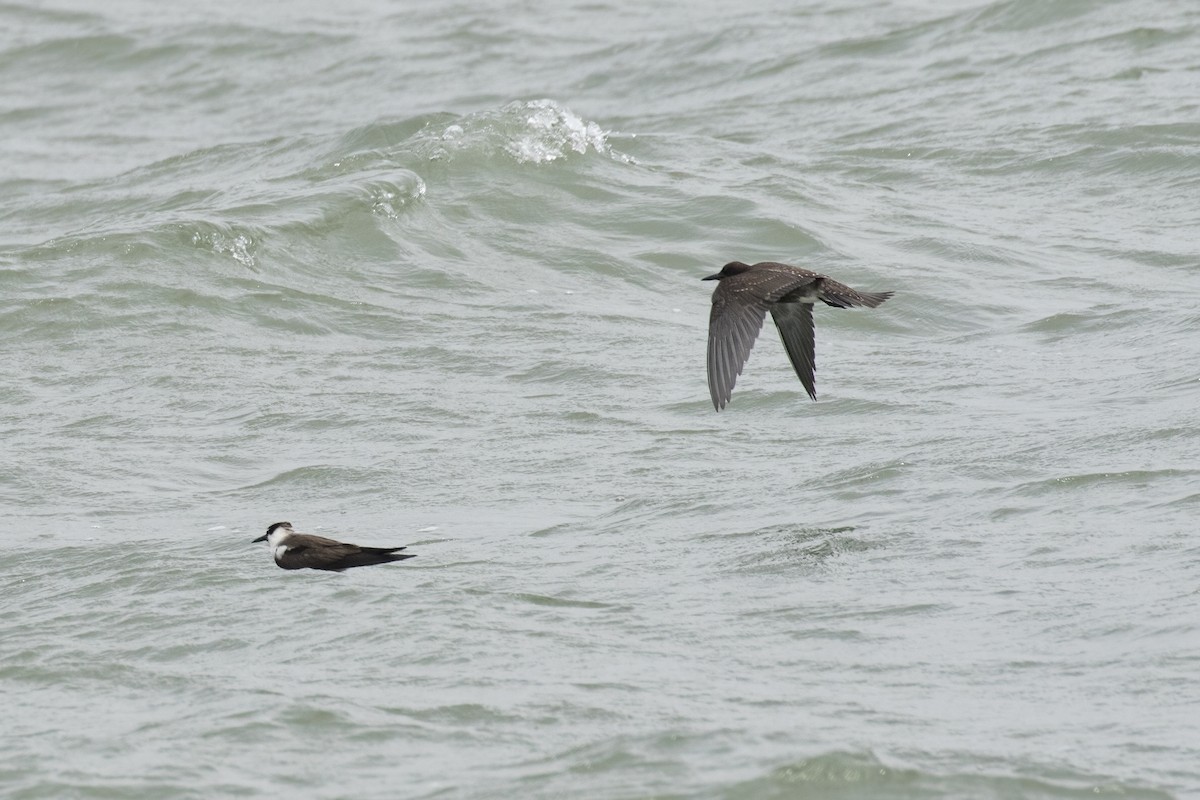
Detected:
left=2, top=0, right=1199, bottom=797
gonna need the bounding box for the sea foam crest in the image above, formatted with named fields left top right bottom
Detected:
left=189, top=224, right=257, bottom=268
left=503, top=99, right=611, bottom=164
left=432, top=99, right=626, bottom=164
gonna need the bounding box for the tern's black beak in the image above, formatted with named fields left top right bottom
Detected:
left=252, top=534, right=268, bottom=543
left=702, top=272, right=721, bottom=281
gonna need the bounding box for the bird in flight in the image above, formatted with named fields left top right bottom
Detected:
left=704, top=261, right=892, bottom=410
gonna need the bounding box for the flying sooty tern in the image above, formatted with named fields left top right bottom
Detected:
left=703, top=261, right=892, bottom=410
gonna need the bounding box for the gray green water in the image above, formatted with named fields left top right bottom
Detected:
left=3, top=0, right=1199, bottom=797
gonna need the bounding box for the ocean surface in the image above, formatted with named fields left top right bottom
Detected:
left=3, top=0, right=1199, bottom=797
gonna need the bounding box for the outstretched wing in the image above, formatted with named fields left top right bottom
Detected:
left=770, top=303, right=817, bottom=400
left=707, top=289, right=771, bottom=410
left=707, top=267, right=822, bottom=410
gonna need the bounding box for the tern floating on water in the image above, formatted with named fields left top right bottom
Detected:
left=252, top=522, right=416, bottom=572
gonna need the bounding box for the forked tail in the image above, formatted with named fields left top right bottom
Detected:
left=820, top=282, right=893, bottom=309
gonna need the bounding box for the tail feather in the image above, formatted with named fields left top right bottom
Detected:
left=331, top=547, right=417, bottom=570
left=820, top=284, right=893, bottom=309
left=358, top=547, right=416, bottom=564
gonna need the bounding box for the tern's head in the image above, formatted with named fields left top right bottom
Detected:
left=253, top=521, right=293, bottom=544
left=702, top=261, right=752, bottom=281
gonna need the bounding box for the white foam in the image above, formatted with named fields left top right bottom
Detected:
left=505, top=99, right=611, bottom=164
left=428, top=99, right=631, bottom=165
left=192, top=226, right=257, bottom=268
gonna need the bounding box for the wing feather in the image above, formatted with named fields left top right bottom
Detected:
left=277, top=542, right=360, bottom=570
left=707, top=267, right=821, bottom=410
left=707, top=291, right=770, bottom=410
left=770, top=303, right=817, bottom=400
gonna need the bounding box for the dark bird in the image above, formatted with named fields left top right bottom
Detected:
left=252, top=521, right=416, bottom=571
left=704, top=261, right=892, bottom=410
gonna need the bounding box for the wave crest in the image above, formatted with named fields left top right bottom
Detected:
left=427, top=98, right=625, bottom=165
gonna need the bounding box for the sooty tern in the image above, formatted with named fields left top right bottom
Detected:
left=703, top=261, right=892, bottom=410
left=252, top=521, right=416, bottom=572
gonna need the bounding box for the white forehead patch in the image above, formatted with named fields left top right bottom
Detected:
left=266, top=526, right=292, bottom=544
